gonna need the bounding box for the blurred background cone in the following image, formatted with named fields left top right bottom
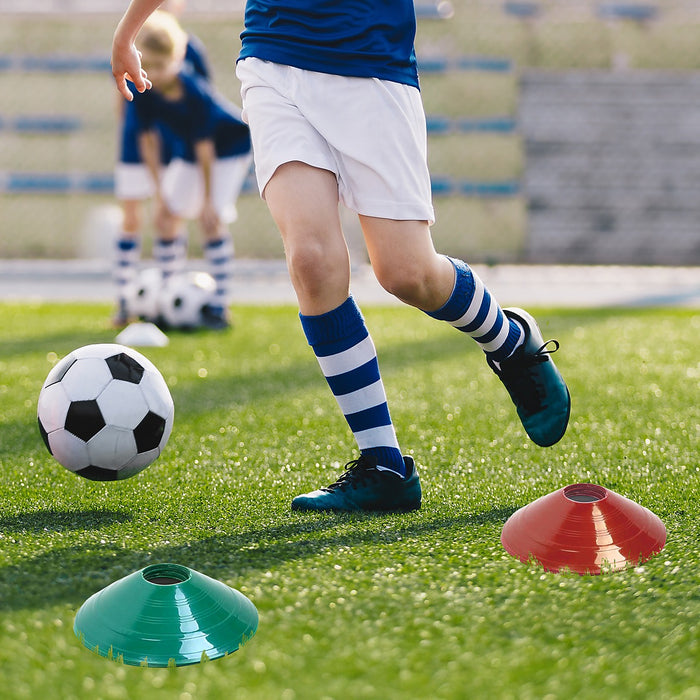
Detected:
left=74, top=563, right=258, bottom=666
left=115, top=322, right=169, bottom=348
left=501, top=483, right=666, bottom=575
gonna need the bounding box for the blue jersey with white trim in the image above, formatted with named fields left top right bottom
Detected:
left=238, top=0, right=419, bottom=89
left=129, top=73, right=251, bottom=163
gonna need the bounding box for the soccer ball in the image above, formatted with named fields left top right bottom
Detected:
left=123, top=267, right=163, bottom=323
left=159, top=271, right=217, bottom=330
left=37, top=344, right=174, bottom=481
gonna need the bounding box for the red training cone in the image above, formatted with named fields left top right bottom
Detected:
left=501, top=483, right=666, bottom=575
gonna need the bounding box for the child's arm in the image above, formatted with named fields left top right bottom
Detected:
left=111, top=0, right=164, bottom=100
left=138, top=130, right=163, bottom=196
left=194, top=139, right=220, bottom=233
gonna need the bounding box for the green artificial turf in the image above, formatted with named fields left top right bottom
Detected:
left=0, top=303, right=698, bottom=699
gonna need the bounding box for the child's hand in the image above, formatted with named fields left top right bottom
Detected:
left=111, top=41, right=152, bottom=101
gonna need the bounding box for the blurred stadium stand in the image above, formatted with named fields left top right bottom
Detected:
left=0, top=1, right=450, bottom=15
left=0, top=1, right=246, bottom=11
left=521, top=71, right=700, bottom=264
left=503, top=2, right=541, bottom=19
left=2, top=1, right=700, bottom=266
left=597, top=4, right=658, bottom=22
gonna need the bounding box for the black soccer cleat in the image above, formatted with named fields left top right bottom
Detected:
left=201, top=304, right=232, bottom=331
left=291, top=454, right=422, bottom=513
left=487, top=307, right=571, bottom=447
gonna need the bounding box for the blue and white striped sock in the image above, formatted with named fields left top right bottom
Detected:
left=114, top=235, right=140, bottom=301
left=153, top=235, right=187, bottom=280
left=426, top=257, right=524, bottom=362
left=204, top=235, right=234, bottom=312
left=300, top=296, right=405, bottom=477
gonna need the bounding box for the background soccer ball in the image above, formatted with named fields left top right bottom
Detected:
left=123, top=267, right=163, bottom=323
left=159, top=271, right=217, bottom=330
left=37, top=344, right=174, bottom=481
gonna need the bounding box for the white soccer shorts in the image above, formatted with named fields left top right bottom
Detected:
left=160, top=153, right=253, bottom=223
left=236, top=57, right=435, bottom=224
left=114, top=163, right=158, bottom=201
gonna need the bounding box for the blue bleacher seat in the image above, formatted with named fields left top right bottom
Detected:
left=426, top=116, right=516, bottom=134
left=0, top=172, right=519, bottom=198
left=431, top=177, right=520, bottom=197
left=503, top=2, right=541, bottom=19
left=597, top=4, right=658, bottom=21
left=1, top=52, right=513, bottom=76
left=5, top=115, right=82, bottom=133
left=415, top=2, right=454, bottom=20
left=0, top=55, right=111, bottom=72
left=418, top=56, right=512, bottom=73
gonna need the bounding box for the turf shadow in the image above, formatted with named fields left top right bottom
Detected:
left=0, top=508, right=132, bottom=533
left=0, top=507, right=514, bottom=612
left=171, top=331, right=475, bottom=415
left=1, top=327, right=117, bottom=362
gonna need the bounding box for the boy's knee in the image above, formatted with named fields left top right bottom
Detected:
left=380, top=276, right=425, bottom=306
left=288, top=241, right=350, bottom=300
left=374, top=263, right=445, bottom=309
left=121, top=202, right=142, bottom=233
left=287, top=243, right=329, bottom=283
left=155, top=204, right=178, bottom=238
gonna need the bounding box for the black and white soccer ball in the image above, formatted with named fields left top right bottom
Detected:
left=123, top=267, right=163, bottom=323
left=159, top=271, right=217, bottom=330
left=37, top=344, right=174, bottom=481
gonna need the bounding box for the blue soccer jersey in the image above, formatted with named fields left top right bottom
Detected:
left=183, top=34, right=212, bottom=82
left=238, top=0, right=419, bottom=88
left=119, top=35, right=212, bottom=165
left=129, top=73, right=251, bottom=163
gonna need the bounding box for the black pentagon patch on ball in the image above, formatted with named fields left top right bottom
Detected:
left=76, top=465, right=119, bottom=481
left=65, top=400, right=105, bottom=441
left=106, top=353, right=145, bottom=384
left=38, top=418, right=52, bottom=454
left=134, top=411, right=166, bottom=452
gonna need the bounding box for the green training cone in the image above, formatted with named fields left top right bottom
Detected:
left=74, top=563, right=258, bottom=667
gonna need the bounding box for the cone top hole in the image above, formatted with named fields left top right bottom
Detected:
left=564, top=483, right=607, bottom=503
left=143, top=563, right=191, bottom=585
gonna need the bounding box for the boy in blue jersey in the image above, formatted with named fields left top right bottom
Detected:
left=114, top=8, right=252, bottom=329
left=113, top=0, right=212, bottom=325
left=112, top=1, right=571, bottom=512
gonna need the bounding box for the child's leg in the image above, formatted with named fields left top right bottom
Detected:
left=361, top=215, right=570, bottom=447
left=202, top=232, right=235, bottom=315
left=299, top=297, right=404, bottom=475
left=263, top=161, right=351, bottom=316
left=360, top=216, right=523, bottom=361
left=113, top=155, right=157, bottom=324
left=113, top=199, right=142, bottom=324
left=160, top=158, right=234, bottom=324
left=265, top=162, right=406, bottom=477
left=425, top=257, right=525, bottom=363
left=198, top=154, right=254, bottom=315
left=153, top=204, right=187, bottom=281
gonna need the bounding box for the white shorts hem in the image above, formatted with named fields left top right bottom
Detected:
left=237, top=57, right=435, bottom=225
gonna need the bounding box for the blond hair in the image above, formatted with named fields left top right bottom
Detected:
left=137, top=10, right=187, bottom=60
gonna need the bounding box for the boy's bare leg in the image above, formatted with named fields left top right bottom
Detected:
left=263, top=161, right=351, bottom=316
left=359, top=214, right=454, bottom=312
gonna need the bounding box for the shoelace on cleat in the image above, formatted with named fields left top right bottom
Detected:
left=322, top=456, right=379, bottom=493
left=496, top=340, right=560, bottom=413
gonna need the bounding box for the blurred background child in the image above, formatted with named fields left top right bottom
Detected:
left=113, top=4, right=251, bottom=329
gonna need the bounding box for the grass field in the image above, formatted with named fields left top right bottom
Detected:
left=0, top=302, right=698, bottom=699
